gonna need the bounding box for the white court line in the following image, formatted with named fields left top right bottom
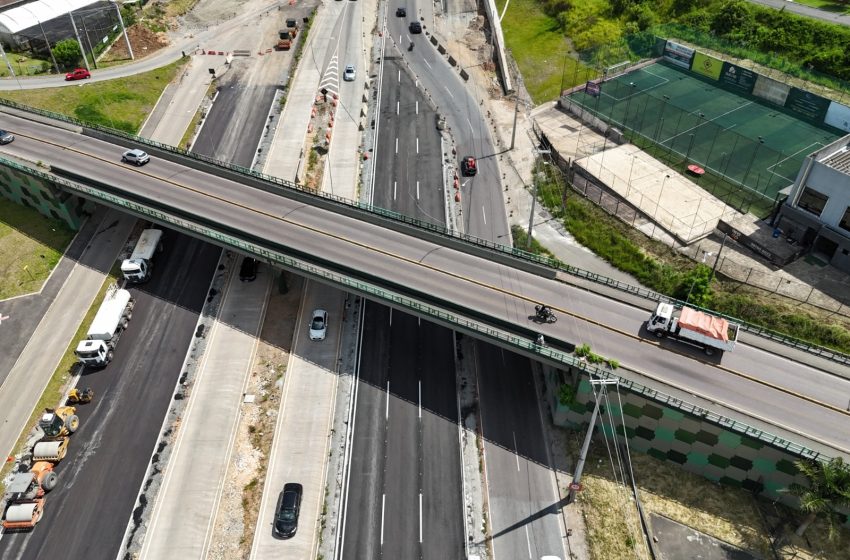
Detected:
left=660, top=101, right=754, bottom=145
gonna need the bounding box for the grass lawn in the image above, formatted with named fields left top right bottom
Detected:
left=791, top=0, right=850, bottom=12
left=0, top=53, right=53, bottom=78
left=495, top=0, right=579, bottom=103
left=0, top=59, right=187, bottom=133
left=0, top=198, right=75, bottom=300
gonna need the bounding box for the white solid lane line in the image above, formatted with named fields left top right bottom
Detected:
left=423, top=59, right=431, bottom=69
left=525, top=525, right=533, bottom=558
left=418, top=380, right=422, bottom=419
left=416, top=138, right=419, bottom=154
left=513, top=431, right=520, bottom=471
left=396, top=101, right=399, bottom=115
left=394, top=181, right=397, bottom=200
left=381, top=493, right=386, bottom=546
left=419, top=492, right=423, bottom=543
left=482, top=206, right=487, bottom=225
left=386, top=380, right=390, bottom=420
left=395, top=137, right=398, bottom=154
left=416, top=181, right=420, bottom=200
left=415, top=101, right=419, bottom=114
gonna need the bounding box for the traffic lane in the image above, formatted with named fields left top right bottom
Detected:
left=531, top=282, right=850, bottom=411
left=191, top=82, right=276, bottom=165
left=375, top=59, right=443, bottom=224
left=7, top=117, right=850, bottom=452
left=382, top=310, right=421, bottom=559
left=2, top=234, right=220, bottom=560
left=478, top=344, right=565, bottom=560
left=342, top=302, right=391, bottom=560
left=419, top=320, right=465, bottom=560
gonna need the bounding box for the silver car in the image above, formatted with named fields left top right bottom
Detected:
left=309, top=309, right=328, bottom=340
left=343, top=64, right=356, bottom=82
left=0, top=130, right=14, bottom=144
left=122, top=148, right=150, bottom=166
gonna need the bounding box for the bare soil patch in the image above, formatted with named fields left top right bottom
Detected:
left=100, top=24, right=169, bottom=63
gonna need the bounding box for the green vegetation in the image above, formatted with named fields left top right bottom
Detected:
left=574, top=343, right=619, bottom=369
left=519, top=171, right=850, bottom=353
left=0, top=59, right=186, bottom=133
left=496, top=0, right=575, bottom=101
left=0, top=198, right=75, bottom=299
left=53, top=39, right=82, bottom=68
left=503, top=0, right=850, bottom=103
left=0, top=53, right=52, bottom=78
left=785, top=457, right=850, bottom=541
left=0, top=266, right=120, bottom=496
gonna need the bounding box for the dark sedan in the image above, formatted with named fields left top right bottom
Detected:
left=273, top=483, right=303, bottom=539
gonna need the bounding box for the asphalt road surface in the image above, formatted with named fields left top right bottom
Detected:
left=342, top=303, right=464, bottom=560
left=373, top=56, right=445, bottom=225
left=0, top=231, right=220, bottom=560
left=477, top=343, right=566, bottom=559
left=2, top=114, right=848, bottom=455
left=384, top=7, right=508, bottom=242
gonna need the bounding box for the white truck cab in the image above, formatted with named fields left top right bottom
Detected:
left=121, top=229, right=163, bottom=283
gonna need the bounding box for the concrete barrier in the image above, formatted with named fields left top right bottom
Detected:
left=482, top=0, right=513, bottom=94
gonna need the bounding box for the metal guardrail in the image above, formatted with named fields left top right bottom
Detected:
left=2, top=156, right=834, bottom=461
left=3, top=97, right=849, bottom=367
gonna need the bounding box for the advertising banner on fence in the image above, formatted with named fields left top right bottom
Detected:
left=584, top=81, right=601, bottom=97
left=691, top=52, right=723, bottom=80
left=825, top=101, right=850, bottom=133
left=784, top=88, right=831, bottom=122
left=719, top=62, right=757, bottom=95
left=752, top=75, right=790, bottom=106
left=663, top=40, right=695, bottom=69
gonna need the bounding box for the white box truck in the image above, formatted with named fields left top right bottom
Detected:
left=74, top=286, right=135, bottom=367
left=121, top=229, right=163, bottom=283
left=647, top=302, right=739, bottom=355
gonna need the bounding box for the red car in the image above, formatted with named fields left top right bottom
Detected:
left=461, top=156, right=477, bottom=176
left=65, top=68, right=91, bottom=81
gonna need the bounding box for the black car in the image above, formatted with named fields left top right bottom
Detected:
left=396, top=7, right=406, bottom=16
left=0, top=130, right=14, bottom=145
left=239, top=257, right=258, bottom=281
left=273, top=483, right=303, bottom=539
left=409, top=20, right=422, bottom=33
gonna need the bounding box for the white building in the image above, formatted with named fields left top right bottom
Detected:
left=776, top=134, right=850, bottom=273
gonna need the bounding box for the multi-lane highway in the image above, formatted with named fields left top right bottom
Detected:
left=1, top=109, right=848, bottom=457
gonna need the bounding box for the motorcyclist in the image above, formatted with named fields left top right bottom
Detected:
left=535, top=304, right=552, bottom=321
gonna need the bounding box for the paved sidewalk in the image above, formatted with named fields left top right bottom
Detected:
left=0, top=208, right=135, bottom=462
left=140, top=261, right=271, bottom=559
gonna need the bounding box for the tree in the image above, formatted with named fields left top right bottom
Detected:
left=785, top=457, right=850, bottom=540
left=53, top=39, right=82, bottom=68
left=711, top=0, right=751, bottom=37
left=674, top=264, right=713, bottom=308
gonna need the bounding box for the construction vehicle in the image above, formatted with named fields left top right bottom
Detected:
left=32, top=437, right=69, bottom=463
left=646, top=302, right=740, bottom=355
left=66, top=387, right=94, bottom=405
left=74, top=286, right=135, bottom=367
left=2, top=463, right=57, bottom=531
left=276, top=19, right=298, bottom=50
left=38, top=407, right=79, bottom=439
left=121, top=228, right=163, bottom=283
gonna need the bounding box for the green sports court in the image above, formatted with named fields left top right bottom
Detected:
left=567, top=62, right=843, bottom=202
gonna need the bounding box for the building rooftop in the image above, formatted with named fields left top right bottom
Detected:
left=822, top=146, right=850, bottom=175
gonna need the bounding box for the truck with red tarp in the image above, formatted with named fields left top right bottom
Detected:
left=646, top=302, right=739, bottom=355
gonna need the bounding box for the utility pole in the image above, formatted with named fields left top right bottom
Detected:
left=711, top=233, right=728, bottom=281
left=67, top=10, right=90, bottom=71
left=111, top=0, right=135, bottom=60
left=510, top=98, right=519, bottom=150
left=526, top=145, right=551, bottom=249
left=567, top=378, right=618, bottom=504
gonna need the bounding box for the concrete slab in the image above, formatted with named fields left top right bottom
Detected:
left=139, top=261, right=271, bottom=559
left=575, top=144, right=733, bottom=244
left=250, top=282, right=343, bottom=559
left=650, top=513, right=758, bottom=560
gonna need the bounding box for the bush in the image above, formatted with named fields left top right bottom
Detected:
left=53, top=39, right=81, bottom=68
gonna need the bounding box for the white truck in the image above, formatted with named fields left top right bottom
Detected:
left=647, top=302, right=739, bottom=355
left=121, top=228, right=163, bottom=283
left=74, top=286, right=135, bottom=367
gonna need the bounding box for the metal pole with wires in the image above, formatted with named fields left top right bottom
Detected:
left=526, top=144, right=551, bottom=249
left=567, top=377, right=618, bottom=504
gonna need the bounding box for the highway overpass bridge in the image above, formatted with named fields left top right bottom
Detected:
left=1, top=101, right=849, bottom=459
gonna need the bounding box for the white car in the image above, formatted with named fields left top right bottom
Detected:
left=122, top=149, right=150, bottom=166
left=309, top=309, right=328, bottom=340
left=343, top=64, right=356, bottom=82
